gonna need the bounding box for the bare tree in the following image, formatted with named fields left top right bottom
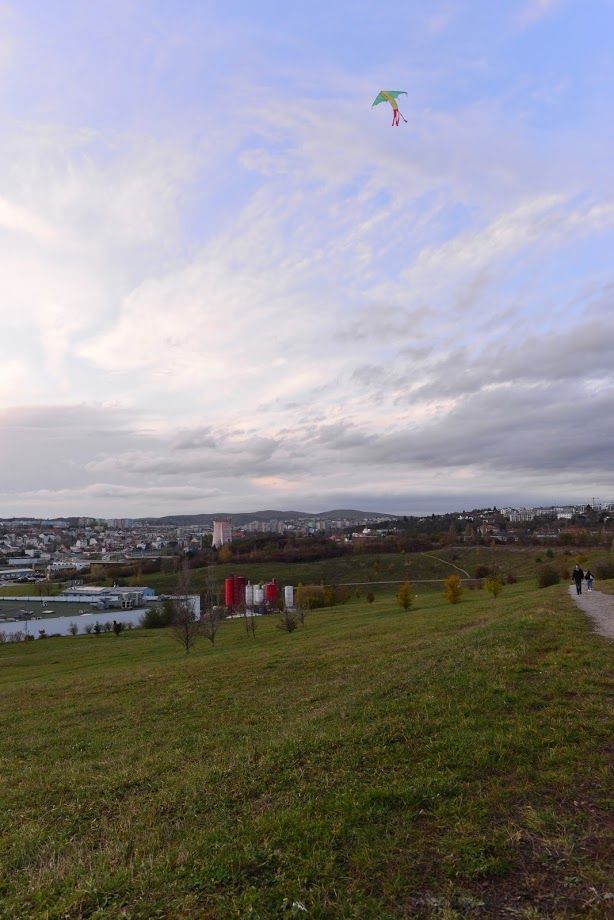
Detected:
left=240, top=602, right=257, bottom=638
left=171, top=567, right=200, bottom=654
left=278, top=609, right=299, bottom=633
left=200, top=607, right=221, bottom=645
left=199, top=566, right=222, bottom=646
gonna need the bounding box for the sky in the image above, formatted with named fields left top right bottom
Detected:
left=0, top=0, right=613, bottom=518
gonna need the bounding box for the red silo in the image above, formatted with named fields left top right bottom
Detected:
left=234, top=575, right=246, bottom=606
left=264, top=580, right=278, bottom=604
left=224, top=577, right=234, bottom=607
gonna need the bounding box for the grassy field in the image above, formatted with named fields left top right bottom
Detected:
left=0, top=579, right=612, bottom=918
left=106, top=545, right=613, bottom=598
left=0, top=582, right=62, bottom=597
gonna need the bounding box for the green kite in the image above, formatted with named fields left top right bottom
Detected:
left=372, top=90, right=408, bottom=126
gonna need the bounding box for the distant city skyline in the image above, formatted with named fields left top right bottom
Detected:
left=0, top=1, right=612, bottom=516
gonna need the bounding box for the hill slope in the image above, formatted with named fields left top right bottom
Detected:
left=0, top=583, right=611, bottom=918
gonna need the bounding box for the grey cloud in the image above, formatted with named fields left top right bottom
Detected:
left=411, top=316, right=614, bottom=402
left=172, top=427, right=216, bottom=450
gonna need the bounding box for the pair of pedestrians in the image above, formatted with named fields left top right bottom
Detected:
left=572, top=565, right=594, bottom=595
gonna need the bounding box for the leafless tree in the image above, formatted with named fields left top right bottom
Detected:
left=199, top=566, right=222, bottom=646
left=171, top=567, right=200, bottom=654
left=200, top=607, right=221, bottom=645
left=239, top=602, right=257, bottom=638
left=278, top=609, right=299, bottom=633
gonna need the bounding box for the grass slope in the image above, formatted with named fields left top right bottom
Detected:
left=0, top=582, right=612, bottom=918
left=121, top=546, right=613, bottom=598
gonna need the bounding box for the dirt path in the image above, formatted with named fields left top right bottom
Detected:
left=419, top=552, right=471, bottom=578
left=568, top=585, right=614, bottom=639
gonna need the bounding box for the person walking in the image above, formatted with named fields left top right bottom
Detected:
left=572, top=564, right=584, bottom=595
left=585, top=569, right=594, bottom=592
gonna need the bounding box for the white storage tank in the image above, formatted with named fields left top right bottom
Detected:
left=284, top=585, right=294, bottom=608
left=245, top=583, right=254, bottom=607
left=253, top=584, right=264, bottom=604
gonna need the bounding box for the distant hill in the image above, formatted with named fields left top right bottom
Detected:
left=141, top=509, right=397, bottom=526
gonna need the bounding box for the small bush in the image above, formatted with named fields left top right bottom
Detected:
left=595, top=561, right=614, bottom=579
left=397, top=581, right=413, bottom=611
left=485, top=577, right=503, bottom=598
left=535, top=556, right=543, bottom=563
left=444, top=574, right=463, bottom=604
left=141, top=606, right=173, bottom=629
left=538, top=565, right=561, bottom=588
left=277, top=610, right=299, bottom=633
left=475, top=565, right=491, bottom=579
left=366, top=591, right=375, bottom=604
left=295, top=585, right=348, bottom=610
left=506, top=571, right=517, bottom=584
left=545, top=549, right=554, bottom=559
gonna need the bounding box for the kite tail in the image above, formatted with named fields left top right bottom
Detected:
left=392, top=109, right=400, bottom=126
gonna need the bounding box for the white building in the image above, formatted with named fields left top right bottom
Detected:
left=212, top=520, right=232, bottom=549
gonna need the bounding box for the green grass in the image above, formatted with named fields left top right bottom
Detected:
left=0, top=580, right=611, bottom=918
left=0, top=582, right=63, bottom=597
left=128, top=545, right=614, bottom=598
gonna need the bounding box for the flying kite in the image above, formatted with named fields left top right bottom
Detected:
left=372, top=90, right=407, bottom=126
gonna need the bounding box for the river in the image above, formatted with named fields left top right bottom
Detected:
left=0, top=608, right=147, bottom=641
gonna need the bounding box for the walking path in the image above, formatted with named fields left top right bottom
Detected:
left=419, top=552, right=471, bottom=578
left=568, top=585, right=614, bottom=639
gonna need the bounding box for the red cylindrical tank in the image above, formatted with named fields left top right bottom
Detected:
left=224, top=577, right=234, bottom=607
left=234, top=575, right=246, bottom=606
left=264, top=580, right=278, bottom=604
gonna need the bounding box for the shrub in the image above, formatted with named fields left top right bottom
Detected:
left=485, top=577, right=503, bottom=599
left=295, top=585, right=348, bottom=610
left=538, top=565, right=560, bottom=588
left=141, top=605, right=173, bottom=629
left=545, top=549, right=554, bottom=559
left=277, top=610, right=299, bottom=633
left=506, top=571, right=517, bottom=584
left=595, top=561, right=614, bottom=579
left=366, top=591, right=375, bottom=604
left=397, top=581, right=413, bottom=611
left=444, top=574, right=463, bottom=604
left=68, top=623, right=79, bottom=636
left=474, top=565, right=491, bottom=578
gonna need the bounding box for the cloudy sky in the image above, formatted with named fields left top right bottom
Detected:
left=0, top=0, right=612, bottom=517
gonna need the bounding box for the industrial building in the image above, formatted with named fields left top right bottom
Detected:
left=212, top=520, right=232, bottom=549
